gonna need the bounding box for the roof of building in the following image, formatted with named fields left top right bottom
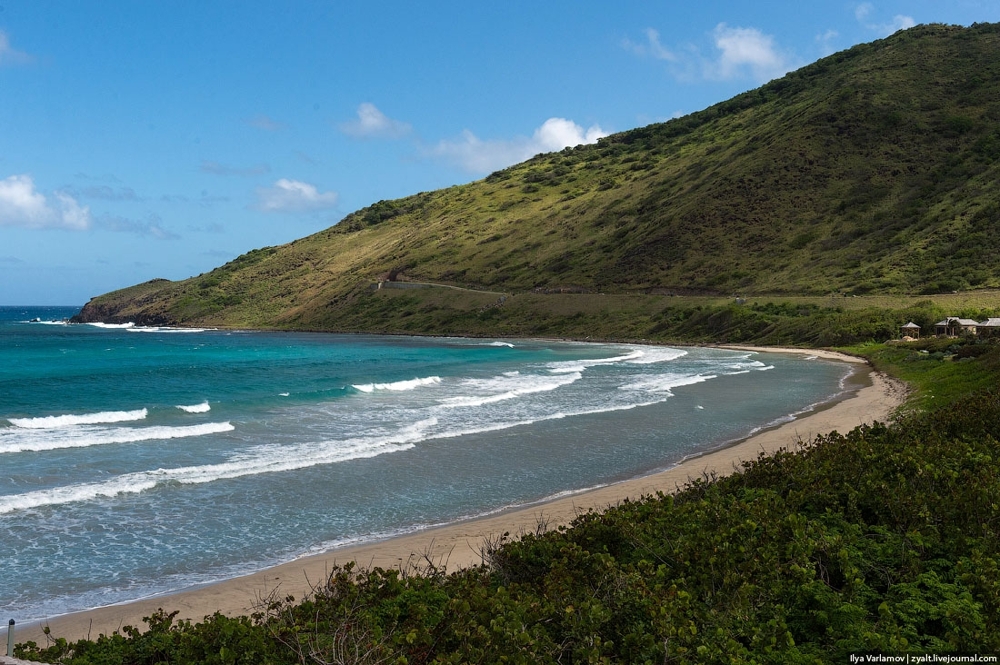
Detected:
left=980, top=318, right=1000, bottom=327
left=935, top=318, right=981, bottom=326
left=901, top=322, right=921, bottom=328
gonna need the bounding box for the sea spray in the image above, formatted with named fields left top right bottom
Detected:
left=176, top=402, right=211, bottom=413
left=351, top=376, right=442, bottom=393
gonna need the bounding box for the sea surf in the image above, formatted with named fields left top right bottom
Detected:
left=0, top=306, right=853, bottom=621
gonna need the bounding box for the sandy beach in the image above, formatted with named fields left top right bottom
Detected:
left=14, top=347, right=907, bottom=646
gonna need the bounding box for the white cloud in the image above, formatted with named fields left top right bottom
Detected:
left=856, top=3, right=915, bottom=36
left=55, top=193, right=92, bottom=231
left=63, top=184, right=142, bottom=201
left=339, top=103, right=412, bottom=139
left=255, top=178, right=339, bottom=213
left=294, top=150, right=319, bottom=165
left=203, top=249, right=236, bottom=260
left=534, top=118, right=607, bottom=152
left=0, top=30, right=31, bottom=66
left=431, top=117, right=608, bottom=174
left=98, top=213, right=178, bottom=239
left=244, top=114, right=283, bottom=131
left=201, top=160, right=271, bottom=176
left=431, top=130, right=523, bottom=174
left=0, top=175, right=91, bottom=230
left=884, top=15, right=916, bottom=35
left=623, top=28, right=677, bottom=61
left=159, top=191, right=229, bottom=206
left=707, top=23, right=796, bottom=83
left=188, top=222, right=226, bottom=234
left=627, top=23, right=795, bottom=84
left=816, top=29, right=839, bottom=56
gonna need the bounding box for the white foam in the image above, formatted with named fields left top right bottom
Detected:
left=8, top=409, right=148, bottom=429
left=624, top=347, right=688, bottom=364
left=176, top=402, right=211, bottom=413
left=487, top=341, right=515, bottom=348
left=85, top=322, right=135, bottom=329
left=438, top=371, right=582, bottom=409
left=0, top=476, right=161, bottom=514
left=0, top=419, right=434, bottom=514
left=619, top=373, right=717, bottom=393
left=725, top=360, right=767, bottom=370
left=547, top=350, right=645, bottom=374
left=0, top=422, right=235, bottom=454
left=352, top=376, right=441, bottom=393
left=128, top=327, right=213, bottom=333
left=427, top=397, right=671, bottom=442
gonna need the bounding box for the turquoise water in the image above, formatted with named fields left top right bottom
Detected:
left=0, top=306, right=852, bottom=621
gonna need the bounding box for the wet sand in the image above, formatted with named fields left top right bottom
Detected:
left=15, top=347, right=907, bottom=646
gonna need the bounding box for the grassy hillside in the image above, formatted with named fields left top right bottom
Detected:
left=75, top=23, right=1000, bottom=334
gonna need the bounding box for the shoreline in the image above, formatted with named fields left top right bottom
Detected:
left=16, top=346, right=907, bottom=646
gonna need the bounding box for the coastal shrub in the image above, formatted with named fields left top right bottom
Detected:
left=18, top=611, right=286, bottom=665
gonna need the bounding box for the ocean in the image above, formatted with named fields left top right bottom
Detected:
left=0, top=306, right=853, bottom=622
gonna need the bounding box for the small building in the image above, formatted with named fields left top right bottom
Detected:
left=980, top=318, right=1000, bottom=339
left=900, top=321, right=921, bottom=339
left=935, top=317, right=983, bottom=337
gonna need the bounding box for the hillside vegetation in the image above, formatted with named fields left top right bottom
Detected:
left=76, top=23, right=1000, bottom=335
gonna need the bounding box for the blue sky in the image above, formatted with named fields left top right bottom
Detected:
left=2, top=1, right=998, bottom=305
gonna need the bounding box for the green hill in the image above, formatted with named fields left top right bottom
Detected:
left=75, top=23, right=1000, bottom=333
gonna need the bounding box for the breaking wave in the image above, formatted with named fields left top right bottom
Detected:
left=0, top=419, right=434, bottom=514
left=176, top=402, right=211, bottom=413
left=351, top=376, right=442, bottom=393
left=85, top=322, right=135, bottom=329
left=624, top=347, right=688, bottom=364
left=8, top=409, right=149, bottom=429
left=129, top=327, right=213, bottom=333
left=438, top=371, right=582, bottom=409
left=0, top=422, right=235, bottom=454
left=547, top=349, right=645, bottom=374
left=619, top=373, right=717, bottom=393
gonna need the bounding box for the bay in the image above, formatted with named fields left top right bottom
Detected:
left=0, top=306, right=851, bottom=621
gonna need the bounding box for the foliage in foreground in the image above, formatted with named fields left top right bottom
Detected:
left=20, top=373, right=1000, bottom=663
